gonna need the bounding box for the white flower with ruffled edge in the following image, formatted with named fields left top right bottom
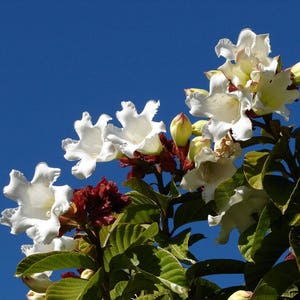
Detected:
left=180, top=147, right=237, bottom=203
left=208, top=186, right=269, bottom=244
left=62, top=112, right=119, bottom=179
left=252, top=69, right=300, bottom=120
left=216, top=28, right=271, bottom=63
left=186, top=72, right=253, bottom=142
left=0, top=163, right=72, bottom=244
left=105, top=100, right=166, bottom=158
left=215, top=29, right=300, bottom=118
left=215, top=28, right=274, bottom=87
left=21, top=236, right=78, bottom=256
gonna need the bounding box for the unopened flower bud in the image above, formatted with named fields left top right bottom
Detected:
left=187, top=136, right=211, bottom=162
left=291, top=62, right=300, bottom=86
left=80, top=269, right=95, bottom=280
left=170, top=113, right=192, bottom=147
left=26, top=290, right=46, bottom=300
left=192, top=120, right=208, bottom=136
left=205, top=69, right=223, bottom=80
left=22, top=274, right=52, bottom=293
left=228, top=290, right=253, bottom=300
left=185, top=88, right=209, bottom=97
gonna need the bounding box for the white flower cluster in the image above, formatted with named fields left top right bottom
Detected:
left=181, top=29, right=298, bottom=243
left=186, top=28, right=300, bottom=142
left=62, top=100, right=166, bottom=179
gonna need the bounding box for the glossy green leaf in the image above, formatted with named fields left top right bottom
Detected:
left=238, top=205, right=272, bottom=262
left=110, top=281, right=128, bottom=299
left=289, top=226, right=300, bottom=271
left=128, top=245, right=188, bottom=295
left=121, top=190, right=160, bottom=224
left=238, top=224, right=256, bottom=262
left=156, top=229, right=199, bottom=265
left=123, top=177, right=169, bottom=212
left=243, top=151, right=269, bottom=189
left=168, top=179, right=180, bottom=198
left=16, top=251, right=95, bottom=277
left=263, top=175, right=296, bottom=214
left=186, top=259, right=245, bottom=280
left=253, top=260, right=300, bottom=300
left=239, top=135, right=275, bottom=149
left=99, top=213, right=124, bottom=248
left=244, top=220, right=290, bottom=289
left=293, top=127, right=300, bottom=166
left=189, top=278, right=221, bottom=300
left=173, top=192, right=214, bottom=230
left=104, top=223, right=159, bottom=271
left=214, top=168, right=246, bottom=211
left=46, top=269, right=103, bottom=300
left=111, top=273, right=158, bottom=299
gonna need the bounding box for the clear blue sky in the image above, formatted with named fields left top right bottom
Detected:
left=0, top=1, right=299, bottom=298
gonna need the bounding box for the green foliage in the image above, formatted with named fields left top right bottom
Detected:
left=127, top=245, right=188, bottom=295
left=46, top=269, right=104, bottom=300
left=103, top=223, right=159, bottom=271
left=214, top=168, right=246, bottom=211
left=173, top=192, right=215, bottom=230
left=263, top=175, right=298, bottom=214
left=16, top=251, right=96, bottom=277
left=243, top=151, right=270, bottom=189
left=252, top=260, right=300, bottom=299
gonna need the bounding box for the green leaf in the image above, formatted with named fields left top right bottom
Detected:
left=104, top=223, right=159, bottom=271
left=111, top=273, right=158, bottom=299
left=121, top=190, right=160, bottom=224
left=16, top=251, right=95, bottom=277
left=289, top=226, right=300, bottom=271
left=253, top=260, right=300, bottom=300
left=189, top=278, right=221, bottom=300
left=123, top=177, right=169, bottom=212
left=128, top=245, right=188, bottom=295
left=189, top=233, right=206, bottom=246
left=168, top=180, right=180, bottom=198
left=214, top=168, right=246, bottom=211
left=238, top=224, right=256, bottom=262
left=99, top=213, right=124, bottom=248
left=46, top=268, right=103, bottom=300
left=110, top=280, right=128, bottom=299
left=239, top=136, right=275, bottom=149
left=263, top=175, right=296, bottom=214
left=156, top=229, right=200, bottom=265
left=293, top=127, right=300, bottom=166
left=186, top=259, right=245, bottom=280
left=238, top=205, right=273, bottom=262
left=244, top=220, right=290, bottom=289
left=243, top=151, right=269, bottom=189
left=173, top=192, right=215, bottom=230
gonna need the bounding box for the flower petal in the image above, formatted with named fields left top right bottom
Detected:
left=209, top=186, right=269, bottom=243
left=31, top=163, right=61, bottom=187
left=62, top=112, right=119, bottom=179
left=215, top=38, right=235, bottom=60
left=180, top=148, right=237, bottom=203
left=106, top=100, right=165, bottom=157
left=1, top=163, right=72, bottom=244
left=71, top=156, right=97, bottom=179
left=253, top=70, right=300, bottom=119
left=21, top=236, right=78, bottom=256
